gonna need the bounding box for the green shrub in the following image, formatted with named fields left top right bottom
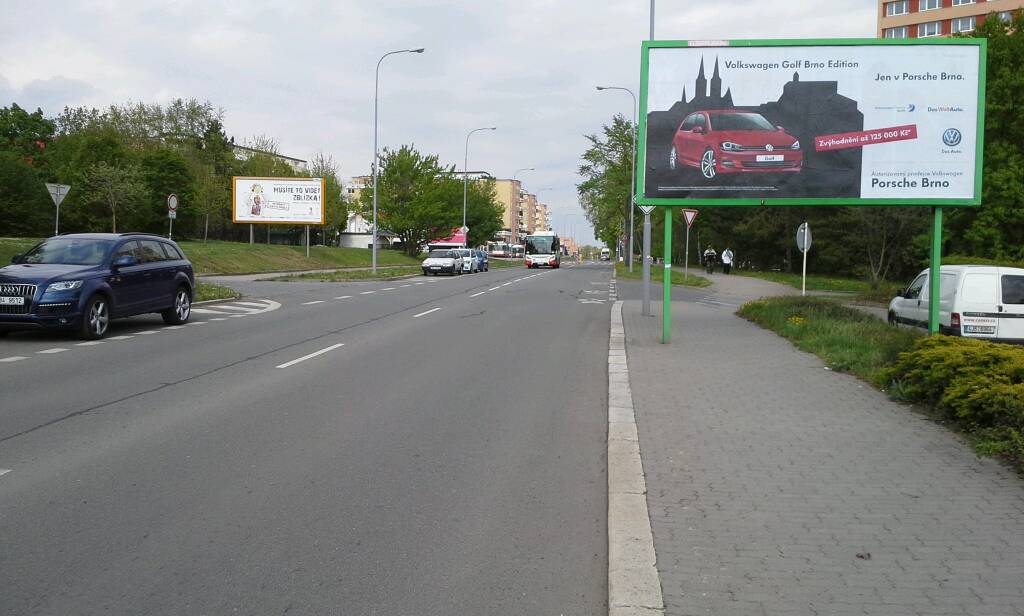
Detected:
left=884, top=336, right=1024, bottom=465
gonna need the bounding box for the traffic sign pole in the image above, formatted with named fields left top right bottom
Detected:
left=681, top=209, right=697, bottom=281
left=45, top=183, right=70, bottom=236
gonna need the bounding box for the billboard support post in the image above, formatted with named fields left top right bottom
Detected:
left=306, top=225, right=311, bottom=258
left=642, top=210, right=652, bottom=316
left=662, top=208, right=672, bottom=344
left=250, top=224, right=254, bottom=245
left=929, top=207, right=943, bottom=334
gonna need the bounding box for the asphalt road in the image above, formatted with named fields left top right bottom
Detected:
left=0, top=263, right=612, bottom=615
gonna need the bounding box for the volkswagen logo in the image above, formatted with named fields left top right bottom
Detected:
left=942, top=128, right=962, bottom=147
left=765, top=144, right=774, bottom=152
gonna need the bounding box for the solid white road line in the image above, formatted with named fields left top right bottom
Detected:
left=334, top=295, right=352, bottom=300
left=205, top=304, right=252, bottom=312
left=413, top=307, right=441, bottom=318
left=187, top=321, right=209, bottom=326
left=136, top=330, right=161, bottom=335
left=228, top=314, right=248, bottom=318
left=302, top=300, right=325, bottom=305
left=233, top=301, right=269, bottom=308
left=191, top=308, right=230, bottom=315
left=502, top=282, right=513, bottom=287
left=275, top=343, right=345, bottom=369
left=400, top=284, right=411, bottom=288
left=488, top=286, right=501, bottom=291
left=414, top=282, right=424, bottom=285
left=37, top=348, right=69, bottom=354
left=469, top=292, right=486, bottom=298
left=0, top=356, right=28, bottom=363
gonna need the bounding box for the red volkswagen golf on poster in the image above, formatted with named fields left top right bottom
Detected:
left=669, top=110, right=803, bottom=180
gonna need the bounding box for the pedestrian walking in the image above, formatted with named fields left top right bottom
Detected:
left=721, top=247, right=734, bottom=275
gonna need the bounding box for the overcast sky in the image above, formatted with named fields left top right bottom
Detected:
left=1, top=1, right=875, bottom=245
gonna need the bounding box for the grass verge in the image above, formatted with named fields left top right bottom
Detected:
left=735, top=270, right=903, bottom=305
left=740, top=296, right=1024, bottom=470
left=269, top=266, right=423, bottom=282
left=738, top=296, right=921, bottom=386
left=615, top=262, right=712, bottom=288
left=178, top=241, right=421, bottom=274
left=195, top=281, right=240, bottom=302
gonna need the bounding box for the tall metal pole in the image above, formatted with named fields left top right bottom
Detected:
left=463, top=127, right=497, bottom=248
left=662, top=211, right=672, bottom=344
left=372, top=48, right=424, bottom=273
left=650, top=0, right=655, bottom=39
left=642, top=212, right=652, bottom=316
left=684, top=225, right=690, bottom=280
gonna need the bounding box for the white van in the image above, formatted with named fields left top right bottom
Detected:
left=888, top=265, right=1024, bottom=343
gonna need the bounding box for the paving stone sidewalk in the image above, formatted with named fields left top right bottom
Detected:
left=623, top=296, right=1024, bottom=616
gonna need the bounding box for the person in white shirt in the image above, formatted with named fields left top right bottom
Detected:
left=721, top=247, right=734, bottom=275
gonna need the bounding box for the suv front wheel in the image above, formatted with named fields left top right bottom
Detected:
left=80, top=294, right=110, bottom=340
left=162, top=285, right=191, bottom=325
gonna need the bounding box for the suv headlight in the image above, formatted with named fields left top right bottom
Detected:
left=720, top=142, right=741, bottom=152
left=791, top=140, right=800, bottom=150
left=46, top=280, right=83, bottom=292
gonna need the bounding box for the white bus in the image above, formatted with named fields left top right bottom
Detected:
left=600, top=247, right=611, bottom=261
left=486, top=242, right=511, bottom=258
left=524, top=231, right=560, bottom=269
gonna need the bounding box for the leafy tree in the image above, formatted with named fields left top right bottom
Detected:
left=137, top=148, right=195, bottom=234
left=0, top=152, right=53, bottom=236
left=464, top=178, right=504, bottom=248
left=309, top=152, right=348, bottom=242
left=0, top=104, right=55, bottom=162
left=577, top=114, right=633, bottom=254
left=79, top=162, right=147, bottom=233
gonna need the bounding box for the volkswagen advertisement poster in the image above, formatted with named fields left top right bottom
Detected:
left=638, top=40, right=985, bottom=206
left=232, top=176, right=325, bottom=224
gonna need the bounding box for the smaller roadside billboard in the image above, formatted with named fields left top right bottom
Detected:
left=232, top=176, right=325, bottom=224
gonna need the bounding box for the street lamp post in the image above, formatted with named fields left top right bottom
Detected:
left=596, top=86, right=637, bottom=273
left=512, top=167, right=534, bottom=245
left=372, top=47, right=424, bottom=273
left=463, top=126, right=497, bottom=247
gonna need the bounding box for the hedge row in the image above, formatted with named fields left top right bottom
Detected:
left=884, top=336, right=1024, bottom=465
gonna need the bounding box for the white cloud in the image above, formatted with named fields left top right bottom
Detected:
left=0, top=0, right=874, bottom=244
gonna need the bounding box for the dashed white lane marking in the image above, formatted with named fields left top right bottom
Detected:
left=37, top=348, right=69, bottom=354
left=209, top=318, right=227, bottom=321
left=107, top=335, right=134, bottom=340
left=335, top=295, right=352, bottom=300
left=414, top=282, right=424, bottom=285
left=413, top=307, right=441, bottom=318
left=136, top=330, right=161, bottom=335
left=360, top=291, right=375, bottom=295
left=76, top=341, right=104, bottom=346
left=381, top=287, right=396, bottom=291
left=469, top=292, right=486, bottom=298
left=0, top=469, right=11, bottom=477
left=0, top=356, right=28, bottom=363
left=488, top=287, right=501, bottom=291
left=275, top=343, right=345, bottom=369
left=302, top=300, right=325, bottom=305
left=400, top=284, right=411, bottom=288
left=187, top=321, right=208, bottom=326
left=164, top=326, right=185, bottom=330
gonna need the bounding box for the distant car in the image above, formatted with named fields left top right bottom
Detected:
left=474, top=250, right=489, bottom=272
left=888, top=265, right=1024, bottom=343
left=421, top=250, right=463, bottom=276
left=670, top=110, right=803, bottom=180
left=0, top=233, right=195, bottom=340
left=454, top=248, right=478, bottom=274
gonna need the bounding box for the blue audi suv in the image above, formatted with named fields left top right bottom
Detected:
left=0, top=233, right=195, bottom=339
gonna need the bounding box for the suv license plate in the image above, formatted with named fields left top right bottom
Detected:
left=756, top=154, right=784, bottom=162
left=0, top=296, right=25, bottom=305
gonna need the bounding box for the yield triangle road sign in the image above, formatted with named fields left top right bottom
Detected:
left=638, top=205, right=656, bottom=215
left=45, top=183, right=71, bottom=206
left=682, top=208, right=698, bottom=228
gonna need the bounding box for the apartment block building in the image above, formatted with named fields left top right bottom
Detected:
left=878, top=0, right=1021, bottom=38
left=491, top=179, right=524, bottom=242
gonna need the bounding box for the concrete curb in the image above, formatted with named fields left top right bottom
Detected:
left=608, top=295, right=665, bottom=616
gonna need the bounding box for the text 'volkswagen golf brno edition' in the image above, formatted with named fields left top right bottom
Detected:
left=670, top=110, right=803, bottom=181
left=0, top=233, right=195, bottom=340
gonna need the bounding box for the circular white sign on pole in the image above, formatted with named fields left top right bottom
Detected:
left=167, top=194, right=179, bottom=212
left=460, top=225, right=469, bottom=234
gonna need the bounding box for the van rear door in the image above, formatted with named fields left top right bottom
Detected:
left=998, top=272, right=1024, bottom=341
left=959, top=272, right=1000, bottom=338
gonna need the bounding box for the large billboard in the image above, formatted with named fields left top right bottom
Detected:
left=638, top=39, right=985, bottom=207
left=232, top=176, right=325, bottom=224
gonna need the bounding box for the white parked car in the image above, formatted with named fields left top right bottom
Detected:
left=421, top=250, right=464, bottom=276
left=888, top=265, right=1024, bottom=343
left=453, top=248, right=478, bottom=274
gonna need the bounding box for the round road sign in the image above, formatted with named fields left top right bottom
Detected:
left=167, top=194, right=179, bottom=212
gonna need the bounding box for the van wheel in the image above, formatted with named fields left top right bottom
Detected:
left=80, top=294, right=110, bottom=340
left=162, top=285, right=191, bottom=325
left=887, top=311, right=897, bottom=326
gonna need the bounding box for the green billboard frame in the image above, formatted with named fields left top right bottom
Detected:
left=637, top=38, right=988, bottom=344
left=636, top=38, right=987, bottom=208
